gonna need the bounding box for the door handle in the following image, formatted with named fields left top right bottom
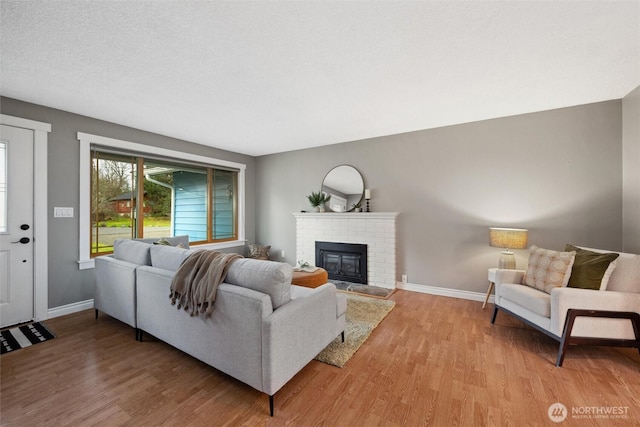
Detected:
left=11, top=237, right=30, bottom=244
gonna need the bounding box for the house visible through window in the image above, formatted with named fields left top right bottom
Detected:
left=90, top=149, right=238, bottom=256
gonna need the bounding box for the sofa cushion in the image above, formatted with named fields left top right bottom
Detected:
left=500, top=283, right=551, bottom=318
left=225, top=258, right=292, bottom=309
left=564, top=244, right=619, bottom=290
left=135, top=235, right=190, bottom=249
left=290, top=284, right=313, bottom=300
left=291, top=284, right=347, bottom=319
left=113, top=239, right=152, bottom=265
left=522, top=246, right=575, bottom=293
left=579, top=247, right=640, bottom=294
left=150, top=245, right=195, bottom=272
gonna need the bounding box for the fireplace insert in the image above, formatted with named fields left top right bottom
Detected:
left=315, top=241, right=367, bottom=284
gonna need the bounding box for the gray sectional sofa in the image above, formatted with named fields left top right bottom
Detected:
left=94, top=238, right=347, bottom=415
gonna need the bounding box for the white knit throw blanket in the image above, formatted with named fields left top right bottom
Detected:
left=169, top=250, right=243, bottom=316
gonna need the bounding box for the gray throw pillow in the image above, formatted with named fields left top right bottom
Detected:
left=150, top=245, right=194, bottom=271
left=225, top=258, right=291, bottom=309
left=113, top=239, right=152, bottom=265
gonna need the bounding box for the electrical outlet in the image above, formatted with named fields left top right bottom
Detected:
left=402, top=274, right=408, bottom=284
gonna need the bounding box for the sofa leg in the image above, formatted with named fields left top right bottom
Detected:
left=136, top=329, right=143, bottom=342
left=491, top=306, right=499, bottom=324
left=95, top=309, right=99, bottom=320
left=269, top=394, right=274, bottom=417
left=341, top=331, right=345, bottom=343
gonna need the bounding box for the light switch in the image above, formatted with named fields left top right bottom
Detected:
left=54, top=207, right=74, bottom=218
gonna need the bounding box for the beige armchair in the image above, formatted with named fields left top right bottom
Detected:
left=491, top=246, right=640, bottom=366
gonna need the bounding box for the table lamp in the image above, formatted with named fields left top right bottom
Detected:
left=489, top=227, right=528, bottom=269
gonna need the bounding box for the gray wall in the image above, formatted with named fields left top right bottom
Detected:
left=255, top=101, right=624, bottom=293
left=0, top=97, right=256, bottom=308
left=623, top=85, right=640, bottom=253
left=1, top=95, right=633, bottom=307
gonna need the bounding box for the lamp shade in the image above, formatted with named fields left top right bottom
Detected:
left=489, top=227, right=528, bottom=269
left=489, top=227, right=528, bottom=249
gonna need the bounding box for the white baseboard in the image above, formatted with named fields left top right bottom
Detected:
left=396, top=282, right=494, bottom=304
left=48, top=299, right=94, bottom=319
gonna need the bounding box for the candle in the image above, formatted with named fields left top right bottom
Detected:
left=364, top=189, right=371, bottom=200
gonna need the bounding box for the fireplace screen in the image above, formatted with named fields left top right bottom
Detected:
left=315, top=241, right=367, bottom=284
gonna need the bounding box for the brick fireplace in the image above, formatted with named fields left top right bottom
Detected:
left=293, top=212, right=399, bottom=289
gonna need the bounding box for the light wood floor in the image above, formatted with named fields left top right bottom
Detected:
left=2, top=290, right=639, bottom=426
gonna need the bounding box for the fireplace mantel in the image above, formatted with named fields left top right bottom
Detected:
left=293, top=212, right=400, bottom=289
left=292, top=212, right=400, bottom=219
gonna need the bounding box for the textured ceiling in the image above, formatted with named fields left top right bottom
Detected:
left=1, top=1, right=639, bottom=156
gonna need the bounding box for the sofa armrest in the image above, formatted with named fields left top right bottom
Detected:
left=550, top=287, right=640, bottom=337
left=261, top=283, right=339, bottom=395
left=494, top=269, right=525, bottom=285
left=494, top=269, right=525, bottom=298
left=94, top=255, right=140, bottom=327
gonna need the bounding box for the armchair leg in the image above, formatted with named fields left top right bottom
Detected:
left=95, top=309, right=99, bottom=320
left=491, top=306, right=499, bottom=324
left=556, top=310, right=579, bottom=367
left=557, top=309, right=640, bottom=367
left=341, top=331, right=345, bottom=342
left=136, top=329, right=143, bottom=342
left=631, top=314, right=640, bottom=357
left=269, top=394, right=274, bottom=417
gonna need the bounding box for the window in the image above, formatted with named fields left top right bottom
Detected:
left=79, top=132, right=245, bottom=268
left=91, top=152, right=137, bottom=254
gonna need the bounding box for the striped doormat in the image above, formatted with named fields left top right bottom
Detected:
left=0, top=322, right=55, bottom=354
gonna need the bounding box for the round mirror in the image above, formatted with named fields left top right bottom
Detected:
left=321, top=165, right=365, bottom=212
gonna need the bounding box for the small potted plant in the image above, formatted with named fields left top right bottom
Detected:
left=307, top=191, right=331, bottom=212
left=352, top=201, right=362, bottom=212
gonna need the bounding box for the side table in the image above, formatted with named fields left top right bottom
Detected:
left=483, top=268, right=497, bottom=309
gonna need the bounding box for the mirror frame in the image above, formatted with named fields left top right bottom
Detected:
left=321, top=165, right=365, bottom=212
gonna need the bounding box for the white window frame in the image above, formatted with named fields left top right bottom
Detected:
left=77, top=132, right=246, bottom=270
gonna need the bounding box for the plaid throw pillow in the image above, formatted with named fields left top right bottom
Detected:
left=248, top=244, right=270, bottom=260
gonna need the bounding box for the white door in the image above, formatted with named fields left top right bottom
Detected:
left=0, top=124, right=35, bottom=327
